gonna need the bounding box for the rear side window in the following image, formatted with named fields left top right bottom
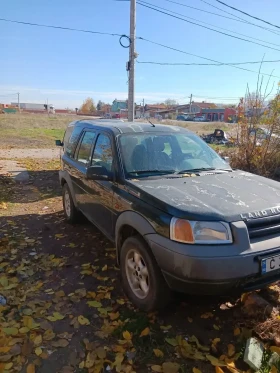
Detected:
left=65, top=126, right=83, bottom=158
left=76, top=131, right=96, bottom=164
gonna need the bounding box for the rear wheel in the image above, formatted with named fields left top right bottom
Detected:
left=120, top=235, right=170, bottom=311
left=62, top=184, right=80, bottom=223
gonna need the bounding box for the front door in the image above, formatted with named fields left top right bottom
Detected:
left=80, top=133, right=115, bottom=239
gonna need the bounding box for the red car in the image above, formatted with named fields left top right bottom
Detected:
left=112, top=113, right=120, bottom=119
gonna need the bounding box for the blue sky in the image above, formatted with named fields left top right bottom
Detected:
left=1, top=0, right=280, bottom=108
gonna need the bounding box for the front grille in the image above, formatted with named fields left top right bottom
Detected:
left=245, top=214, right=280, bottom=239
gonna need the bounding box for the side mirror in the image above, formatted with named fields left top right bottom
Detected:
left=223, top=156, right=230, bottom=163
left=55, top=140, right=63, bottom=147
left=86, top=165, right=112, bottom=181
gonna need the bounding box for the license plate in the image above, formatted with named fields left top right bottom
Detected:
left=261, top=254, right=280, bottom=274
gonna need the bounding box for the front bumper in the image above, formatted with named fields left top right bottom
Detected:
left=146, top=221, right=280, bottom=295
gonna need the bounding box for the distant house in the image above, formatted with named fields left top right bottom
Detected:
left=144, top=104, right=167, bottom=118
left=111, top=99, right=128, bottom=113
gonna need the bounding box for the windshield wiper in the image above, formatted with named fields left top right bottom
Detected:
left=129, top=170, right=176, bottom=175
left=176, top=167, right=218, bottom=174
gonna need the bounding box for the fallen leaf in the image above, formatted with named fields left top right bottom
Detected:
left=188, top=317, right=193, bottom=323
left=0, top=355, right=12, bottom=362
left=96, top=346, right=106, bottom=359
left=206, top=355, right=226, bottom=367
left=102, top=265, right=108, bottom=271
left=227, top=344, right=235, bottom=357
left=2, top=327, right=18, bottom=336
left=34, top=335, right=42, bottom=346
left=213, top=324, right=220, bottom=331
left=61, top=366, right=74, bottom=373
left=47, top=312, right=65, bottom=322
left=165, top=338, right=178, bottom=347
left=271, top=346, right=280, bottom=354
left=5, top=362, right=13, bottom=370
left=201, top=312, right=214, bottom=319
left=215, top=367, right=225, bottom=373
left=27, top=364, right=36, bottom=373
left=78, top=315, right=90, bottom=326
left=85, top=352, right=95, bottom=369
left=193, top=368, right=202, bottom=373
left=160, top=325, right=172, bottom=331
left=162, top=362, right=180, bottom=373
left=234, top=328, right=241, bottom=336
left=140, top=327, right=150, bottom=337
left=35, top=347, right=42, bottom=356
left=109, top=312, right=120, bottom=321
left=123, top=331, right=132, bottom=341
left=189, top=335, right=210, bottom=352
left=117, top=299, right=125, bottom=305
left=153, top=349, right=164, bottom=358
left=151, top=365, right=162, bottom=372
left=51, top=339, right=69, bottom=348
left=43, top=329, right=56, bottom=341
left=19, top=327, right=30, bottom=334
left=0, top=347, right=10, bottom=354
left=87, top=300, right=102, bottom=308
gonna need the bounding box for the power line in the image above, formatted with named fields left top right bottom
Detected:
left=0, top=18, right=124, bottom=37
left=199, top=0, right=280, bottom=36
left=137, top=1, right=280, bottom=52
left=137, top=58, right=280, bottom=66
left=214, top=0, right=280, bottom=31
left=139, top=1, right=280, bottom=49
left=137, top=37, right=280, bottom=79
left=163, top=0, right=280, bottom=36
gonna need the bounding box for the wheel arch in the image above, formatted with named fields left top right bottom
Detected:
left=60, top=171, right=78, bottom=207
left=115, top=211, right=156, bottom=264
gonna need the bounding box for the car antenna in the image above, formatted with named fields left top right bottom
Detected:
left=148, top=119, right=155, bottom=127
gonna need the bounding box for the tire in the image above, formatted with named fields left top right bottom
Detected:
left=62, top=183, right=80, bottom=224
left=120, top=235, right=170, bottom=311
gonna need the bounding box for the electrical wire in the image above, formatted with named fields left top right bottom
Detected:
left=137, top=1, right=280, bottom=49
left=137, top=1, right=280, bottom=52
left=0, top=17, right=124, bottom=37
left=137, top=36, right=280, bottom=79
left=137, top=58, right=280, bottom=66
left=199, top=0, right=280, bottom=36
left=214, top=0, right=280, bottom=31
left=162, top=0, right=280, bottom=36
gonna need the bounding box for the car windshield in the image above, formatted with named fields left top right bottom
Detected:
left=119, top=132, right=231, bottom=178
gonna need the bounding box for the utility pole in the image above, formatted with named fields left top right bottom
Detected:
left=142, top=98, right=145, bottom=117
left=17, top=92, right=20, bottom=113
left=189, top=93, right=193, bottom=115
left=128, top=0, right=136, bottom=122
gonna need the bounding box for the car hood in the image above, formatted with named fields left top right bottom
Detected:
left=127, top=170, right=280, bottom=222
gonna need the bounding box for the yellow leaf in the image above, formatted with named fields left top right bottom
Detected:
left=43, top=329, right=56, bottom=341
left=2, top=327, right=18, bottom=336
left=160, top=325, right=172, bottom=331
left=234, top=328, right=241, bottom=336
left=206, top=355, right=226, bottom=367
left=215, top=367, right=225, bottom=373
left=102, top=265, right=108, bottom=271
left=109, top=312, right=120, bottom=321
left=123, top=331, right=132, bottom=341
left=140, top=327, right=150, bottom=337
left=0, top=347, right=10, bottom=354
left=34, top=335, right=42, bottom=346
left=5, top=362, right=13, bottom=370
left=87, top=301, right=102, bottom=308
left=153, top=349, right=164, bottom=358
left=189, top=335, right=210, bottom=352
left=151, top=365, right=162, bottom=372
left=201, top=312, right=214, bottom=319
left=47, top=312, right=65, bottom=322
left=213, top=324, right=220, bottom=331
left=35, top=347, right=42, bottom=356
left=193, top=368, right=202, bottom=373
left=85, top=352, right=95, bottom=368
left=19, top=327, right=30, bottom=334
left=51, top=339, right=69, bottom=348
left=212, top=338, right=221, bottom=346
left=188, top=317, right=193, bottom=323
left=227, top=344, right=235, bottom=357
left=78, top=316, right=90, bottom=326
left=87, top=292, right=96, bottom=299
left=165, top=338, right=178, bottom=347
left=27, top=363, right=36, bottom=373
left=270, top=346, right=280, bottom=355
left=162, top=362, right=180, bottom=373
left=117, top=299, right=125, bottom=305
left=96, top=346, right=106, bottom=359
left=271, top=366, right=278, bottom=373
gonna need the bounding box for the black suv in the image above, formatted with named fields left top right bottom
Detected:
left=57, top=120, right=280, bottom=311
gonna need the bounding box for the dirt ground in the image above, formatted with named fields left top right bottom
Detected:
left=0, top=146, right=279, bottom=373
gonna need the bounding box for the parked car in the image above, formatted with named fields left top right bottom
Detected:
left=176, top=115, right=193, bottom=121
left=194, top=116, right=206, bottom=122
left=56, top=120, right=280, bottom=311
left=112, top=113, right=120, bottom=119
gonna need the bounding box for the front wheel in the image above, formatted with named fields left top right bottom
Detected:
left=120, top=235, right=170, bottom=311
left=62, top=184, right=80, bottom=223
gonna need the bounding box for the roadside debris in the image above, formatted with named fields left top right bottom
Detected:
left=244, top=338, right=264, bottom=371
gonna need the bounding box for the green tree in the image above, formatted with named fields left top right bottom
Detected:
left=97, top=100, right=105, bottom=111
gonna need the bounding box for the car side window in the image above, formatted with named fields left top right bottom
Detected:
left=66, top=126, right=83, bottom=158
left=91, top=134, right=113, bottom=173
left=76, top=131, right=96, bottom=164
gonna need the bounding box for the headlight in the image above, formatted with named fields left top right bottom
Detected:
left=170, top=218, right=233, bottom=244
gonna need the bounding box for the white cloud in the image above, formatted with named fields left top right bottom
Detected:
left=0, top=85, right=187, bottom=108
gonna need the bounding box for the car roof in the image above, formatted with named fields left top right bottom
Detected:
left=71, top=119, right=191, bottom=135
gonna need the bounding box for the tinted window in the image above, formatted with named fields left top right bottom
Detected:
left=65, top=126, right=83, bottom=158
left=92, top=134, right=113, bottom=173
left=77, top=131, right=96, bottom=164
left=63, top=125, right=74, bottom=146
